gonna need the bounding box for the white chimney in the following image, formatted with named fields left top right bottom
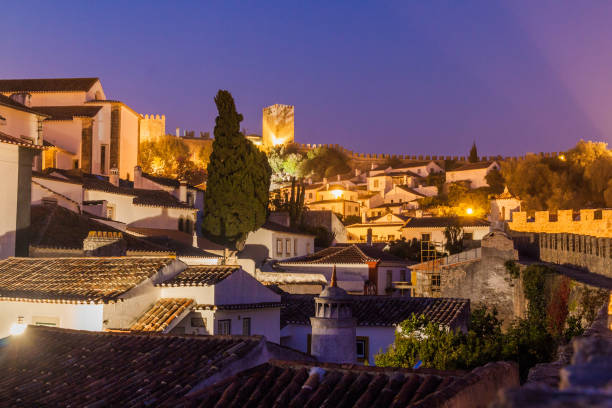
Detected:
left=134, top=165, right=143, bottom=189
left=109, top=168, right=119, bottom=187
left=10, top=93, right=32, bottom=107
left=179, top=180, right=188, bottom=203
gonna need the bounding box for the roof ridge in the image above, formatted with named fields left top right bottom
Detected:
left=351, top=244, right=378, bottom=262
left=316, top=245, right=353, bottom=263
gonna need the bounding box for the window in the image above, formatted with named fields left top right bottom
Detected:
left=276, top=238, right=283, bottom=256
left=32, top=316, right=59, bottom=327
left=178, top=217, right=184, bottom=232
left=432, top=274, right=441, bottom=288
left=285, top=238, right=291, bottom=255
left=594, top=210, right=603, bottom=220
left=386, top=270, right=393, bottom=289
left=373, top=180, right=379, bottom=188
left=390, top=199, right=394, bottom=203
left=242, top=317, right=251, bottom=335
left=294, top=238, right=298, bottom=256
left=388, top=235, right=395, bottom=241
left=356, top=337, right=369, bottom=362
left=421, top=233, right=431, bottom=242
left=185, top=218, right=192, bottom=234
left=187, top=193, right=194, bottom=207
left=400, top=269, right=407, bottom=282
left=306, top=242, right=311, bottom=254
left=308, top=193, right=313, bottom=199
left=73, top=159, right=79, bottom=169
left=191, top=317, right=206, bottom=328
left=217, top=319, right=231, bottom=335
left=106, top=205, right=115, bottom=220
left=100, top=144, right=107, bottom=174
left=464, top=232, right=473, bottom=240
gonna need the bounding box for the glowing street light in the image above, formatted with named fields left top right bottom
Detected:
left=466, top=207, right=474, bottom=215
left=558, top=154, right=566, bottom=161
left=331, top=189, right=343, bottom=199
left=9, top=318, right=26, bottom=335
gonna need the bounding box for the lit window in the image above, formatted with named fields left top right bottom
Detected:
left=373, top=180, right=379, bottom=188
left=217, top=319, right=231, bottom=335
left=276, top=239, right=283, bottom=256
left=107, top=205, right=115, bottom=220
left=421, top=233, right=431, bottom=242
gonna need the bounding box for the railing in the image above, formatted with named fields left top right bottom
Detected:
left=441, top=247, right=481, bottom=267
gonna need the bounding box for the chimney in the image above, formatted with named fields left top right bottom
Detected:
left=9, top=93, right=32, bottom=107
left=179, top=180, right=188, bottom=203
left=355, top=168, right=361, bottom=176
left=176, top=127, right=180, bottom=137
left=109, top=168, right=119, bottom=187
left=83, top=231, right=126, bottom=256
left=134, top=165, right=143, bottom=189
left=366, top=228, right=373, bottom=246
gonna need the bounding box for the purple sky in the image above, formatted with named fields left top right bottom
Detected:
left=2, top=1, right=612, bottom=156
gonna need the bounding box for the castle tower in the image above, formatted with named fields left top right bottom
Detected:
left=262, top=104, right=294, bottom=150
left=310, top=265, right=356, bottom=364
left=139, top=114, right=166, bottom=143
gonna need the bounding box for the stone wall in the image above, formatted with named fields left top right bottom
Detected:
left=80, top=118, right=93, bottom=173
left=508, top=209, right=612, bottom=238
left=139, top=114, right=165, bottom=143
left=440, top=231, right=521, bottom=328
left=539, top=233, right=612, bottom=278
left=262, top=104, right=294, bottom=149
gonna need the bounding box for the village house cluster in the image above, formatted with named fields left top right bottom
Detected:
left=0, top=76, right=610, bottom=407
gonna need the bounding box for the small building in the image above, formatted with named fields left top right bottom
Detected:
left=281, top=293, right=470, bottom=365
left=445, top=161, right=500, bottom=189
left=402, top=216, right=491, bottom=250
left=276, top=244, right=411, bottom=295
left=489, top=186, right=521, bottom=227
left=346, top=213, right=408, bottom=244
left=242, top=220, right=316, bottom=264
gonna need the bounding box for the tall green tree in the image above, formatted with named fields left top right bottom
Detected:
left=469, top=142, right=479, bottom=163
left=202, top=90, right=271, bottom=245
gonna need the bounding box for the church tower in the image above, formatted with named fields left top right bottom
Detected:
left=310, top=265, right=356, bottom=364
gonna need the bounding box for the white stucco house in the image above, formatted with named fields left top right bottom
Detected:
left=0, top=257, right=281, bottom=342
left=241, top=220, right=316, bottom=266
left=445, top=161, right=500, bottom=189
left=0, top=94, right=47, bottom=259
left=0, top=78, right=141, bottom=179
left=401, top=216, right=491, bottom=250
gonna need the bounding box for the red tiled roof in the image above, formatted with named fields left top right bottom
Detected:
left=0, top=257, right=175, bottom=303
left=262, top=220, right=315, bottom=236
left=30, top=203, right=171, bottom=254
left=0, top=131, right=45, bottom=149
left=281, top=294, right=469, bottom=328
left=185, top=359, right=479, bottom=407
left=402, top=216, right=490, bottom=229
left=0, top=325, right=264, bottom=407
left=0, top=77, right=99, bottom=92
left=130, top=298, right=194, bottom=332
left=279, top=245, right=378, bottom=265
left=32, top=105, right=103, bottom=120
left=157, top=265, right=239, bottom=287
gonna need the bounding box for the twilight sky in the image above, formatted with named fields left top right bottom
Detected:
left=2, top=1, right=612, bottom=156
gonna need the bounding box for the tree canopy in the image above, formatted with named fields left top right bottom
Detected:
left=139, top=135, right=206, bottom=185
left=202, top=90, right=271, bottom=245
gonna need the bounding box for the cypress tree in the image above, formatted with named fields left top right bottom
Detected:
left=202, top=90, right=272, bottom=245
left=469, top=142, right=479, bottom=163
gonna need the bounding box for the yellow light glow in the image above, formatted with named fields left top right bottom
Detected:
left=558, top=154, right=566, bottom=161
left=331, top=189, right=343, bottom=199
left=9, top=323, right=26, bottom=336
left=466, top=207, right=474, bottom=215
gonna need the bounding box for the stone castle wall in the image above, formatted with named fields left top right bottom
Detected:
left=139, top=114, right=166, bottom=143
left=289, top=142, right=564, bottom=167
left=509, top=209, right=612, bottom=238
left=539, top=233, right=612, bottom=278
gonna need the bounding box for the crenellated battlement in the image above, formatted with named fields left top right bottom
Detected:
left=139, top=113, right=166, bottom=142
left=508, top=209, right=612, bottom=238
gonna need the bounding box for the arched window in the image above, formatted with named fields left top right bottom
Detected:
left=185, top=218, right=192, bottom=234
left=178, top=217, right=184, bottom=232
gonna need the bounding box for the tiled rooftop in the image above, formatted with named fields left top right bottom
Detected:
left=130, top=298, right=194, bottom=332
left=403, top=216, right=490, bottom=229
left=185, top=359, right=483, bottom=407
left=0, top=257, right=175, bottom=303
left=447, top=161, right=496, bottom=172
left=280, top=245, right=378, bottom=265
left=0, top=325, right=263, bottom=407
left=0, top=131, right=45, bottom=149
left=336, top=244, right=412, bottom=264
left=0, top=77, right=99, bottom=92
left=30, top=203, right=172, bottom=254
left=157, top=265, right=239, bottom=287
left=262, top=220, right=314, bottom=236
left=281, top=294, right=469, bottom=328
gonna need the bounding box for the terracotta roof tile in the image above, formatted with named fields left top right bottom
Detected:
left=280, top=245, right=378, bottom=265
left=403, top=216, right=490, bottom=228
left=0, top=131, right=45, bottom=149
left=0, top=77, right=99, bottom=92
left=130, top=298, right=194, bottom=332
left=194, top=302, right=282, bottom=310
left=32, top=105, right=103, bottom=120
left=0, top=325, right=264, bottom=407
left=185, top=360, right=477, bottom=407
left=0, top=257, right=175, bottom=303
left=281, top=294, right=469, bottom=328
left=157, top=265, right=239, bottom=286
left=30, top=203, right=171, bottom=254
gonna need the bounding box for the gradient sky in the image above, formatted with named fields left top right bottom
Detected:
left=2, top=1, right=612, bottom=156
